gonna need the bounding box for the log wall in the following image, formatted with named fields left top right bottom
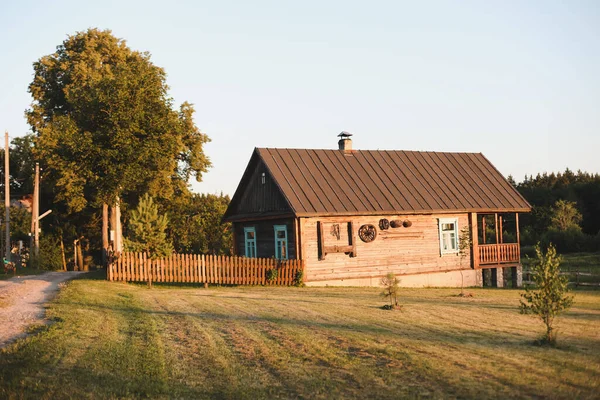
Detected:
left=302, top=213, right=471, bottom=282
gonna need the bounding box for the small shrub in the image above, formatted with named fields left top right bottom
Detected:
left=380, top=273, right=401, bottom=310
left=266, top=268, right=278, bottom=282
left=520, top=243, right=573, bottom=345
left=293, top=270, right=304, bottom=287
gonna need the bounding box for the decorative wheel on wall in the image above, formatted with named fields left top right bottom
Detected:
left=358, top=224, right=378, bottom=242
left=379, top=219, right=390, bottom=230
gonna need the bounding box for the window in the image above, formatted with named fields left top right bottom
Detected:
left=438, top=218, right=458, bottom=255
left=244, top=227, right=257, bottom=258
left=261, top=172, right=266, bottom=184
left=274, top=225, right=288, bottom=259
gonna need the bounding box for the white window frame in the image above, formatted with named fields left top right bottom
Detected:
left=274, top=225, right=288, bottom=260
left=438, top=218, right=459, bottom=255
left=244, top=227, right=257, bottom=258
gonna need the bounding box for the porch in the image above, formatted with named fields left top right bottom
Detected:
left=470, top=212, right=523, bottom=288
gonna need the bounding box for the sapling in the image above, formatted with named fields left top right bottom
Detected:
left=520, top=243, right=573, bottom=345
left=380, top=273, right=401, bottom=310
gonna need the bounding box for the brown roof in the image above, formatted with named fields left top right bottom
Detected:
left=251, top=148, right=530, bottom=217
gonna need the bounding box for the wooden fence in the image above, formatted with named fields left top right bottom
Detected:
left=107, top=252, right=304, bottom=286
left=523, top=268, right=600, bottom=288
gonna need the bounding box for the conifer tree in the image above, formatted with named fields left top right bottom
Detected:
left=125, top=194, right=173, bottom=258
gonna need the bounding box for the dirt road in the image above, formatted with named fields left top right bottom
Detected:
left=0, top=271, right=83, bottom=347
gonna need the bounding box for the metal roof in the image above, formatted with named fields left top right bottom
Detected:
left=253, top=148, right=531, bottom=216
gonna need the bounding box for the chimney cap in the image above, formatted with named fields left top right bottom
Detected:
left=338, top=131, right=353, bottom=139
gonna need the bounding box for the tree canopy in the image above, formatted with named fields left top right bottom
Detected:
left=27, top=28, right=211, bottom=212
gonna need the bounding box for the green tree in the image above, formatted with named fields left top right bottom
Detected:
left=26, top=28, right=211, bottom=260
left=124, top=194, right=172, bottom=258
left=167, top=193, right=232, bottom=255
left=550, top=199, right=582, bottom=231
left=519, top=244, right=573, bottom=345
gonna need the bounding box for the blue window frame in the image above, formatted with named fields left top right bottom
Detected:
left=274, top=225, right=288, bottom=259
left=244, top=227, right=257, bottom=258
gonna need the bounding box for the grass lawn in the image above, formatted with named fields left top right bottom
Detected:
left=0, top=273, right=598, bottom=399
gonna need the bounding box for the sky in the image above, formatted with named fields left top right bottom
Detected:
left=0, top=0, right=598, bottom=196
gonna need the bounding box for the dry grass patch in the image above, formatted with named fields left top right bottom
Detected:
left=0, top=273, right=598, bottom=399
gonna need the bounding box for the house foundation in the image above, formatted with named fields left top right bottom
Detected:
left=305, top=268, right=483, bottom=288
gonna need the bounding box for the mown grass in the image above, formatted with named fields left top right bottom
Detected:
left=0, top=272, right=598, bottom=399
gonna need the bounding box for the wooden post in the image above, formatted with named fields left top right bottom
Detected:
left=102, top=203, right=109, bottom=267
left=470, top=212, right=479, bottom=269
left=499, top=215, right=503, bottom=244
left=494, top=213, right=499, bottom=264
left=293, top=218, right=300, bottom=259
left=516, top=213, right=520, bottom=261
left=115, top=197, right=122, bottom=253
left=33, top=163, right=40, bottom=257
left=4, top=132, right=10, bottom=264
left=482, top=216, right=486, bottom=244
left=60, top=236, right=67, bottom=271
left=73, top=239, right=78, bottom=271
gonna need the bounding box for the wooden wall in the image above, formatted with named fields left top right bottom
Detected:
left=233, top=218, right=296, bottom=259
left=301, top=214, right=471, bottom=282
left=233, top=159, right=291, bottom=215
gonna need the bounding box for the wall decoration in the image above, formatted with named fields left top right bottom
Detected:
left=390, top=220, right=402, bottom=228
left=379, top=219, right=390, bottom=230
left=318, top=221, right=356, bottom=260
left=358, top=224, right=377, bottom=242
left=330, top=224, right=341, bottom=240
left=402, top=220, right=412, bottom=228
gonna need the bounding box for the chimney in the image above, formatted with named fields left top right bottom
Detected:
left=338, top=131, right=353, bottom=151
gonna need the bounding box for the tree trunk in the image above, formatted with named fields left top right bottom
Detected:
left=60, top=236, right=67, bottom=271
left=77, top=241, right=84, bottom=271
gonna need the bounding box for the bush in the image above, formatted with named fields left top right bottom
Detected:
left=28, top=235, right=63, bottom=271
left=266, top=268, right=278, bottom=282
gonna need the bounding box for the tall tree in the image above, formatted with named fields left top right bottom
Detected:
left=26, top=29, right=211, bottom=257
left=550, top=200, right=582, bottom=232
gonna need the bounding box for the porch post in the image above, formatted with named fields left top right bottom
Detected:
left=494, top=213, right=500, bottom=264
left=470, top=213, right=479, bottom=269
left=499, top=216, right=503, bottom=244
left=516, top=213, right=520, bottom=261
left=293, top=218, right=301, bottom=260
left=482, top=216, right=486, bottom=244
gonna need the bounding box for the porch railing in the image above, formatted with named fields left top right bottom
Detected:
left=479, top=243, right=520, bottom=265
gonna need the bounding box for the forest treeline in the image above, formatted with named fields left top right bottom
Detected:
left=510, top=170, right=600, bottom=253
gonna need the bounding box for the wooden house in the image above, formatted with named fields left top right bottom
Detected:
left=223, top=133, right=531, bottom=287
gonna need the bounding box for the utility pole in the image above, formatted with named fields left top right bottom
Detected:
left=34, top=163, right=40, bottom=257
left=5, top=131, right=10, bottom=263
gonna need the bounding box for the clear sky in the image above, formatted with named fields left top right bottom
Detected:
left=1, top=0, right=598, bottom=196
